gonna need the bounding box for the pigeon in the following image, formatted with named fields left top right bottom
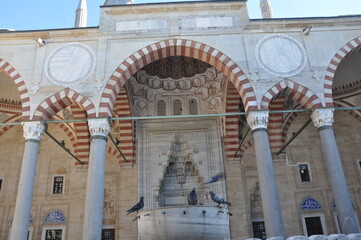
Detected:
left=209, top=191, right=231, bottom=206
left=204, top=173, right=223, bottom=184
left=187, top=188, right=198, bottom=205
left=126, top=196, right=144, bottom=215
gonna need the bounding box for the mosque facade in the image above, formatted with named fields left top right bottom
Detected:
left=0, top=0, right=361, bottom=239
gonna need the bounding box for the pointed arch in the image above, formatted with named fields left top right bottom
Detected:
left=0, top=114, right=22, bottom=137
left=334, top=100, right=361, bottom=123
left=32, top=88, right=96, bottom=120
left=51, top=114, right=78, bottom=158
left=324, top=36, right=361, bottom=107
left=281, top=104, right=303, bottom=144
left=261, top=79, right=323, bottom=110
left=99, top=38, right=257, bottom=117
left=0, top=58, right=31, bottom=120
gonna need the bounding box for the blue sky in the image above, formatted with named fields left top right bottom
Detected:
left=0, top=0, right=360, bottom=31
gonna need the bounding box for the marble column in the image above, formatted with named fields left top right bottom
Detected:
left=10, top=121, right=45, bottom=240
left=311, top=108, right=360, bottom=234
left=82, top=118, right=110, bottom=240
left=247, top=111, right=285, bottom=238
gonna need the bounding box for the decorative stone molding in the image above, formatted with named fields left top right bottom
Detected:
left=246, top=111, right=269, bottom=130
left=88, top=118, right=110, bottom=137
left=311, top=108, right=334, bottom=129
left=22, top=121, right=45, bottom=141
left=255, top=34, right=307, bottom=78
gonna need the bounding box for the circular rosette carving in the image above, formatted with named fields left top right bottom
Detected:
left=44, top=42, right=96, bottom=87
left=256, top=34, right=307, bottom=77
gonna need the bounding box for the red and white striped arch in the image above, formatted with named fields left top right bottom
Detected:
left=0, top=58, right=31, bottom=120
left=325, top=36, right=361, bottom=107
left=0, top=115, right=22, bottom=137
left=51, top=114, right=78, bottom=154
left=268, top=97, right=286, bottom=154
left=239, top=139, right=254, bottom=158
left=113, top=88, right=135, bottom=163
left=32, top=88, right=96, bottom=121
left=224, top=82, right=242, bottom=161
left=281, top=104, right=302, bottom=146
left=0, top=114, right=78, bottom=156
left=70, top=105, right=90, bottom=161
left=261, top=79, right=323, bottom=110
left=99, top=38, right=257, bottom=117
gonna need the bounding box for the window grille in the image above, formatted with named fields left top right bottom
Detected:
left=189, top=99, right=198, bottom=115
left=53, top=176, right=64, bottom=194
left=157, top=100, right=166, bottom=116
left=173, top=99, right=182, bottom=115
left=102, top=229, right=115, bottom=240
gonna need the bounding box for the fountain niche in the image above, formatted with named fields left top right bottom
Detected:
left=138, top=134, right=230, bottom=240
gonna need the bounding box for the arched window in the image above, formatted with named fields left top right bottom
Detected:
left=189, top=99, right=198, bottom=115
left=173, top=99, right=182, bottom=115
left=157, top=100, right=166, bottom=116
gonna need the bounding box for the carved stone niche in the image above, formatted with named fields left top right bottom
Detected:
left=158, top=134, right=204, bottom=207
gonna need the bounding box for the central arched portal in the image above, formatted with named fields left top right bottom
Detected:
left=100, top=39, right=256, bottom=239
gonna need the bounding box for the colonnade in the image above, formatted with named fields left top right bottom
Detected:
left=9, top=108, right=360, bottom=240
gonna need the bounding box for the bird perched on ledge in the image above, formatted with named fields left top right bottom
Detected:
left=188, top=188, right=198, bottom=205
left=204, top=173, right=223, bottom=185
left=210, top=191, right=231, bottom=206
left=126, top=196, right=144, bottom=215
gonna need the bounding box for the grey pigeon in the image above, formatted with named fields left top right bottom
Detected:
left=187, top=188, right=198, bottom=205
left=204, top=173, right=223, bottom=184
left=126, top=196, right=144, bottom=215
left=210, top=191, right=231, bottom=206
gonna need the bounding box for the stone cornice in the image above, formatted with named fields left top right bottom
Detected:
left=88, top=118, right=110, bottom=137
left=311, top=108, right=334, bottom=129
left=22, top=121, right=45, bottom=141
left=246, top=111, right=269, bottom=131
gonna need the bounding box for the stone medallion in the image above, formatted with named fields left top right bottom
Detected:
left=44, top=42, right=96, bottom=87
left=255, top=34, right=307, bottom=77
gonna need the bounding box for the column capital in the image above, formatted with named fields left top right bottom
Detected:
left=22, top=121, right=45, bottom=141
left=311, top=108, right=334, bottom=129
left=246, top=111, right=269, bottom=131
left=88, top=118, right=110, bottom=138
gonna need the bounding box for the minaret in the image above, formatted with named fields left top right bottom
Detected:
left=260, top=0, right=274, bottom=18
left=74, top=0, right=87, bottom=28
